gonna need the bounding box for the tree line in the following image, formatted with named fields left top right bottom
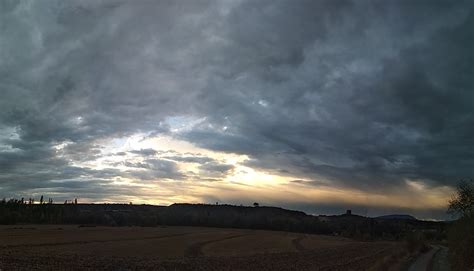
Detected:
left=1, top=196, right=78, bottom=205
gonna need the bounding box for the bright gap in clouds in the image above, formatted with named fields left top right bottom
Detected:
left=25, top=111, right=456, bottom=220
left=53, top=125, right=453, bottom=220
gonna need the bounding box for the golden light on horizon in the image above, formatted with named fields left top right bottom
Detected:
left=55, top=132, right=454, bottom=219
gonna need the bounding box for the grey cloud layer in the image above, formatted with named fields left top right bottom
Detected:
left=183, top=0, right=474, bottom=190
left=1, top=0, right=473, bottom=211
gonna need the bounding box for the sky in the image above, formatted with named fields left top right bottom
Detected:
left=0, top=0, right=473, bottom=220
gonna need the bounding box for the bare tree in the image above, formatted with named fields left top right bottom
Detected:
left=448, top=180, right=474, bottom=218
left=447, top=180, right=474, bottom=270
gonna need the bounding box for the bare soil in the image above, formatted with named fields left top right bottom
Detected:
left=0, top=225, right=408, bottom=270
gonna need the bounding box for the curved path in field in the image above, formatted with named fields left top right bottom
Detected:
left=184, top=234, right=249, bottom=257
left=186, top=232, right=312, bottom=257
left=408, top=246, right=450, bottom=271
left=291, top=235, right=308, bottom=252
left=429, top=246, right=450, bottom=271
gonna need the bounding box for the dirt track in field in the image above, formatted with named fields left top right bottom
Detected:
left=291, top=235, right=308, bottom=252
left=184, top=234, right=249, bottom=257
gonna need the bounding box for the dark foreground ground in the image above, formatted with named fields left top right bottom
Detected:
left=0, top=225, right=411, bottom=270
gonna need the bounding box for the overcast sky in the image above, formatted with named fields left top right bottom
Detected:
left=1, top=0, right=473, bottom=219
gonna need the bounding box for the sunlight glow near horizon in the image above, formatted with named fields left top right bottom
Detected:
left=52, top=132, right=455, bottom=219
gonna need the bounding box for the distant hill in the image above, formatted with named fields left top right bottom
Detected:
left=376, top=214, right=417, bottom=221
left=0, top=201, right=446, bottom=241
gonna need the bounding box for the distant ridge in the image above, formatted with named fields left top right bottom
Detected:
left=1, top=201, right=446, bottom=241
left=376, top=214, right=417, bottom=220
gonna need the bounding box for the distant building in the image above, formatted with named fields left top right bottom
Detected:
left=346, top=209, right=352, bottom=215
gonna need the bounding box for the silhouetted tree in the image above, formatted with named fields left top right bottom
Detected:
left=448, top=180, right=474, bottom=218
left=253, top=202, right=259, bottom=207
left=447, top=180, right=474, bottom=270
left=40, top=195, right=44, bottom=205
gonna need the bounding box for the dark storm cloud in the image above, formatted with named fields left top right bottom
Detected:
left=1, top=0, right=217, bottom=195
left=162, top=155, right=216, bottom=164
left=0, top=0, right=473, bottom=214
left=199, top=161, right=235, bottom=178
left=59, top=141, right=104, bottom=162
left=181, top=0, right=474, bottom=190
left=124, top=158, right=184, bottom=180
left=129, top=148, right=159, bottom=157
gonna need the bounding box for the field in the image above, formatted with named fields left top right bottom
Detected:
left=0, top=225, right=408, bottom=270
